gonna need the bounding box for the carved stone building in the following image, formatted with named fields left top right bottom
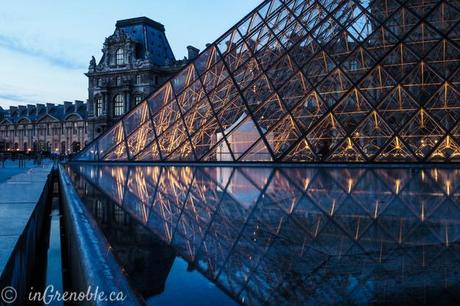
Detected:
left=0, top=16, right=196, bottom=153
left=86, top=17, right=194, bottom=140
left=0, top=101, right=88, bottom=154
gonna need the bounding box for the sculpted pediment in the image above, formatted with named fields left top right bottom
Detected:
left=37, top=114, right=59, bottom=123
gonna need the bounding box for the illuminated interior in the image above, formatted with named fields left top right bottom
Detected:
left=75, top=0, right=460, bottom=162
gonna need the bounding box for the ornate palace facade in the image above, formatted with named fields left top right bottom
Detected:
left=86, top=17, right=193, bottom=140
left=0, top=16, right=195, bottom=153
left=0, top=101, right=88, bottom=154
left=76, top=0, right=460, bottom=163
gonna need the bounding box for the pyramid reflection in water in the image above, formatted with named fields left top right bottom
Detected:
left=67, top=164, right=460, bottom=305
left=75, top=0, right=460, bottom=163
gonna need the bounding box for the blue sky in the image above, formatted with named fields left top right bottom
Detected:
left=0, top=0, right=261, bottom=108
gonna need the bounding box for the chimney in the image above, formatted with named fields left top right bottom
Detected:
left=75, top=100, right=84, bottom=112
left=46, top=103, right=55, bottom=113
left=64, top=101, right=72, bottom=114
left=18, top=105, right=27, bottom=116
left=37, top=104, right=46, bottom=115
left=27, top=104, right=36, bottom=116
left=187, top=45, right=200, bottom=61
left=9, top=106, right=18, bottom=116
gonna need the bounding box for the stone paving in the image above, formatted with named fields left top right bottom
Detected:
left=0, top=160, right=41, bottom=184
left=0, top=161, right=53, bottom=276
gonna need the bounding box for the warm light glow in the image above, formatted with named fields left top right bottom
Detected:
left=72, top=0, right=460, bottom=164
left=395, top=179, right=401, bottom=194
left=395, top=137, right=401, bottom=150
left=347, top=138, right=353, bottom=150
left=446, top=180, right=451, bottom=196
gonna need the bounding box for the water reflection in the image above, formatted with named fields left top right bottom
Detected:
left=67, top=164, right=460, bottom=305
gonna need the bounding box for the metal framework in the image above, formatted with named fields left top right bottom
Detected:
left=75, top=0, right=460, bottom=162
left=68, top=164, right=460, bottom=304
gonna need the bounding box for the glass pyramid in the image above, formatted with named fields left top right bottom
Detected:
left=68, top=164, right=460, bottom=305
left=75, top=0, right=460, bottom=162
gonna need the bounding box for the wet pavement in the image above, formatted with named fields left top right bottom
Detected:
left=0, top=161, right=53, bottom=276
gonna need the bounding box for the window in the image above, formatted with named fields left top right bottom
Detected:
left=117, top=76, right=122, bottom=86
left=116, top=48, right=124, bottom=65
left=114, top=95, right=125, bottom=116
left=136, top=74, right=141, bottom=84
left=135, top=96, right=142, bottom=105
left=97, top=78, right=102, bottom=87
left=95, top=97, right=103, bottom=116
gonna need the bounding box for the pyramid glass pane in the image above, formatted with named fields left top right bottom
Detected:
left=67, top=164, right=460, bottom=305
left=75, top=0, right=460, bottom=163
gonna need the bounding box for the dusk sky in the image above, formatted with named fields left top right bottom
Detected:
left=0, top=0, right=260, bottom=108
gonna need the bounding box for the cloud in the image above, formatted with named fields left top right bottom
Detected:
left=0, top=92, right=42, bottom=104
left=0, top=34, right=87, bottom=70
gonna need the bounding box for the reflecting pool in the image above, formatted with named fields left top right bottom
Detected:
left=66, top=164, right=460, bottom=305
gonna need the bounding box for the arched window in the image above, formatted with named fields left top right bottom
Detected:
left=116, top=48, right=124, bottom=65
left=135, top=96, right=142, bottom=105
left=114, top=95, right=125, bottom=116
left=136, top=74, right=141, bottom=84
left=95, top=97, right=103, bottom=116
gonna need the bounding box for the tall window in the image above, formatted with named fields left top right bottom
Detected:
left=95, top=97, right=103, bottom=116
left=136, top=74, right=141, bottom=84
left=114, top=95, right=125, bottom=116
left=116, top=48, right=124, bottom=65
left=135, top=96, right=142, bottom=105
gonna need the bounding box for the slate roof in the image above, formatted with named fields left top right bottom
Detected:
left=116, top=17, right=176, bottom=66
left=0, top=101, right=87, bottom=124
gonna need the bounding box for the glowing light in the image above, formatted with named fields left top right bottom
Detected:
left=374, top=201, right=379, bottom=219
left=373, top=111, right=379, bottom=128
left=330, top=199, right=336, bottom=216
left=421, top=202, right=425, bottom=222
left=347, top=138, right=353, bottom=150
left=395, top=179, right=401, bottom=194
left=395, top=137, right=401, bottom=150
left=304, top=178, right=310, bottom=190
